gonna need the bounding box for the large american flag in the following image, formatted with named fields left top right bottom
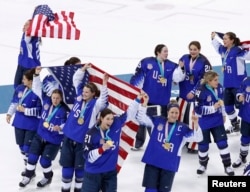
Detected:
left=27, top=4, right=80, bottom=40
left=47, top=64, right=140, bottom=172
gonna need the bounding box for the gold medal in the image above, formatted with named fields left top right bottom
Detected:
left=218, top=99, right=224, bottom=106
left=159, top=77, right=167, bottom=84
left=43, top=121, right=50, bottom=128
left=163, top=142, right=171, bottom=150
left=78, top=117, right=84, bottom=125
left=106, top=140, right=114, bottom=146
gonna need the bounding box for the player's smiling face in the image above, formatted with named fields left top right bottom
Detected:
left=82, top=87, right=95, bottom=102
left=189, top=44, right=200, bottom=59
left=100, top=114, right=114, bottom=130
left=167, top=107, right=179, bottom=123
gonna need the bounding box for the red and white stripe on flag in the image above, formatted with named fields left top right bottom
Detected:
left=240, top=41, right=250, bottom=50
left=87, top=65, right=140, bottom=172
left=27, top=11, right=80, bottom=40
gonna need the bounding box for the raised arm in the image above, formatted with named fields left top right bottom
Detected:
left=211, top=31, right=222, bottom=54
left=73, top=63, right=91, bottom=93
left=136, top=92, right=154, bottom=128
left=94, top=73, right=109, bottom=112
left=32, top=66, right=43, bottom=100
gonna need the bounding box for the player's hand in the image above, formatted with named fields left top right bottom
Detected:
left=35, top=66, right=42, bottom=75
left=6, top=114, right=11, bottom=124
left=103, top=73, right=109, bottom=86
left=18, top=105, right=25, bottom=112
left=102, top=142, right=112, bottom=151
left=82, top=63, right=91, bottom=71
left=191, top=115, right=199, bottom=130
left=53, top=125, right=61, bottom=131
left=186, top=92, right=194, bottom=99
left=213, top=102, right=221, bottom=109
left=238, top=95, right=245, bottom=102
left=191, top=115, right=198, bottom=122
left=179, top=60, right=184, bottom=68
left=211, top=31, right=216, bottom=39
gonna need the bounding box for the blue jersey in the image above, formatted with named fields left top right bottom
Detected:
left=18, top=33, right=41, bottom=69
left=178, top=54, right=212, bottom=102
left=83, top=100, right=140, bottom=173
left=9, top=84, right=41, bottom=130
left=130, top=57, right=182, bottom=105
left=237, top=77, right=250, bottom=123
left=141, top=117, right=201, bottom=172
left=194, top=83, right=225, bottom=129
left=63, top=98, right=98, bottom=143
left=63, top=69, right=108, bottom=143
left=37, top=99, right=69, bottom=145
left=212, top=38, right=250, bottom=88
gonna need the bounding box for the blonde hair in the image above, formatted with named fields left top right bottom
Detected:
left=200, top=71, right=218, bottom=85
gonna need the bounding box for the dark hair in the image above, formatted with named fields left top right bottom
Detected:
left=188, top=41, right=201, bottom=50
left=225, top=32, right=241, bottom=46
left=51, top=89, right=63, bottom=99
left=167, top=99, right=179, bottom=112
left=85, top=82, right=100, bottom=97
left=97, top=108, right=114, bottom=125
left=64, top=57, right=81, bottom=66
left=154, top=44, right=166, bottom=56
left=24, top=68, right=36, bottom=81
left=100, top=108, right=114, bottom=118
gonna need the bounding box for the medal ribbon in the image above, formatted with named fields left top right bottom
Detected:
left=164, top=122, right=176, bottom=143
left=222, top=50, right=229, bottom=67
left=157, top=59, right=165, bottom=78
left=189, top=57, right=198, bottom=75
left=19, top=88, right=32, bottom=105
left=99, top=127, right=111, bottom=141
left=205, top=84, right=219, bottom=101
left=45, top=104, right=61, bottom=123
left=80, top=102, right=88, bottom=118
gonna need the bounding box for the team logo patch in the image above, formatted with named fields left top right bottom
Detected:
left=207, top=95, right=212, bottom=102
left=77, top=95, right=82, bottom=101
left=147, top=63, right=153, bottom=70
left=44, top=104, right=50, bottom=110
left=157, top=124, right=164, bottom=131
left=246, top=86, right=250, bottom=92
left=18, top=91, right=23, bottom=98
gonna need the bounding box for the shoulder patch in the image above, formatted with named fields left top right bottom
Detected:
left=147, top=63, right=153, bottom=70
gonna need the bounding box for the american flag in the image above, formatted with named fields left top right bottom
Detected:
left=47, top=64, right=140, bottom=172
left=26, top=4, right=80, bottom=40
